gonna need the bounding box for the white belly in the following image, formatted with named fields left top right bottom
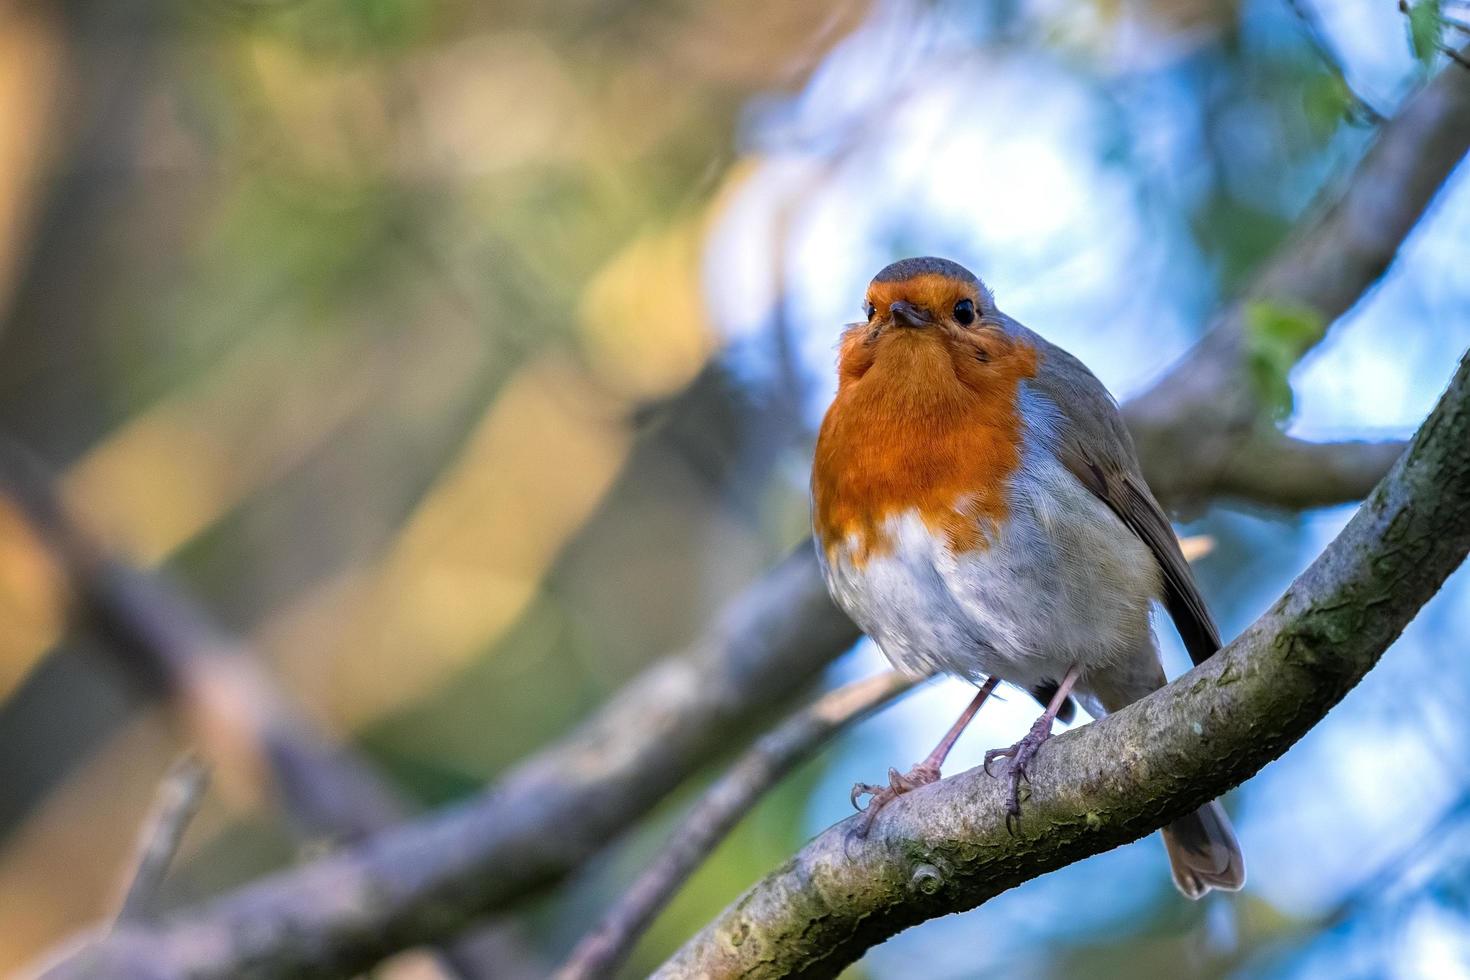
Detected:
left=818, top=447, right=1162, bottom=693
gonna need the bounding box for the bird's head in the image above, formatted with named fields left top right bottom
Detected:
left=835, top=256, right=1033, bottom=389
left=863, top=256, right=990, bottom=332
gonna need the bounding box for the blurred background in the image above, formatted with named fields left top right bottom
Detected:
left=1, top=0, right=1468, bottom=976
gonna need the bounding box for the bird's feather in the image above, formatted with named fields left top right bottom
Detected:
left=1018, top=329, right=1223, bottom=666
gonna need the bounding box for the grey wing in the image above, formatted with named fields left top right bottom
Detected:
left=1022, top=330, right=1223, bottom=666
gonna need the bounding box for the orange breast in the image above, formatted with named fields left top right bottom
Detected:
left=812, top=327, right=1039, bottom=566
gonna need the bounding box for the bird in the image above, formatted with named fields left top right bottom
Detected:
left=810, top=255, right=1244, bottom=899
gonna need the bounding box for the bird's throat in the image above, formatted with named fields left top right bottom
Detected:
left=812, top=331, right=1038, bottom=567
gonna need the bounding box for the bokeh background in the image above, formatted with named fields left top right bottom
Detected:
left=1, top=0, right=1468, bottom=976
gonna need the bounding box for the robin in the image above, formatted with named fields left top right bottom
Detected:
left=811, top=256, right=1244, bottom=898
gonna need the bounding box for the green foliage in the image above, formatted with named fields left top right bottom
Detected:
left=1406, top=0, right=1445, bottom=67
left=1192, top=198, right=1295, bottom=292
left=1244, top=299, right=1327, bottom=421
left=206, top=176, right=407, bottom=321
left=1303, top=70, right=1357, bottom=136
left=245, top=0, right=436, bottom=57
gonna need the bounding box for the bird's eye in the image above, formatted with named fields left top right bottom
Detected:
left=865, top=303, right=877, bottom=321
left=953, top=298, right=976, bottom=325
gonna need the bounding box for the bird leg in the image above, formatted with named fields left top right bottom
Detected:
left=984, top=663, right=1081, bottom=826
left=850, top=676, right=999, bottom=839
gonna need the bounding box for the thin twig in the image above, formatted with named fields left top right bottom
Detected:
left=1444, top=44, right=1470, bottom=69
left=0, top=436, right=532, bottom=979
left=554, top=671, right=919, bottom=980
left=0, top=435, right=406, bottom=838
left=114, top=754, right=210, bottom=926
left=1284, top=0, right=1386, bottom=123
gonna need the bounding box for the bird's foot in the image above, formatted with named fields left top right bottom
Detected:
left=848, top=763, right=941, bottom=840
left=983, top=713, right=1056, bottom=829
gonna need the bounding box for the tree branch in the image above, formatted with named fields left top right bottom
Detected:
left=0, top=436, right=407, bottom=841
left=113, top=755, right=210, bottom=927
left=1212, top=433, right=1410, bottom=510
left=655, top=350, right=1470, bottom=979
left=36, top=548, right=861, bottom=979
left=0, top=438, right=535, bottom=979
left=1124, top=40, right=1470, bottom=507
left=554, top=671, right=918, bottom=980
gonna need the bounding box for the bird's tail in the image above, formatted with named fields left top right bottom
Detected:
left=1161, top=799, right=1245, bottom=899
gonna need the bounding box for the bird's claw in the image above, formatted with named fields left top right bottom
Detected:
left=850, top=781, right=883, bottom=810
left=847, top=763, right=941, bottom=843
left=982, top=745, right=1012, bottom=777
left=984, top=715, right=1055, bottom=828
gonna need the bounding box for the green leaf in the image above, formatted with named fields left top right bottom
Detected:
left=1244, top=300, right=1327, bottom=421
left=1407, top=0, right=1444, bottom=67
left=1303, top=72, right=1355, bottom=137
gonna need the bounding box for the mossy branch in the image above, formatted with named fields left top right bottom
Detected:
left=655, top=352, right=1470, bottom=979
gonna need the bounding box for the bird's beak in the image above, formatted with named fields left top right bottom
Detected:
left=888, top=300, right=931, bottom=329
